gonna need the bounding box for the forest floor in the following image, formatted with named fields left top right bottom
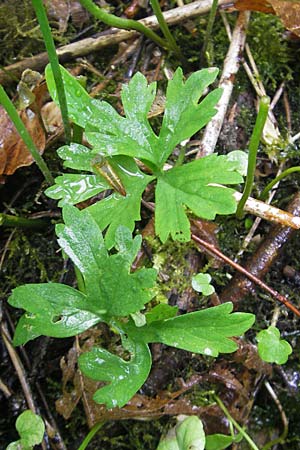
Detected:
left=1, top=1, right=300, bottom=449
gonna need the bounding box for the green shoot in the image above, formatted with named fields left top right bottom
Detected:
left=31, top=0, right=71, bottom=143
left=149, top=0, right=182, bottom=57
left=260, top=166, right=300, bottom=200
left=236, top=96, right=270, bottom=218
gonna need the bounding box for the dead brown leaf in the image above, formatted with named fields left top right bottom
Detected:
left=269, top=0, right=300, bottom=36
left=0, top=106, right=45, bottom=176
left=235, top=0, right=300, bottom=36
left=234, top=0, right=275, bottom=13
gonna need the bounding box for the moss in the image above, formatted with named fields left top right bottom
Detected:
left=247, top=13, right=292, bottom=91
left=0, top=0, right=43, bottom=65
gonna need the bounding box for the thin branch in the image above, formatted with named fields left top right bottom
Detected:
left=262, top=381, right=289, bottom=449
left=191, top=233, right=300, bottom=317
left=196, top=11, right=250, bottom=157
left=233, top=191, right=300, bottom=229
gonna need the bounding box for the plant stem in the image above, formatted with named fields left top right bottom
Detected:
left=236, top=96, right=270, bottom=218
left=214, top=395, right=261, bottom=450
left=201, top=0, right=218, bottom=65
left=0, top=213, right=48, bottom=229
left=260, top=166, right=300, bottom=201
left=0, top=85, right=53, bottom=184
left=79, top=0, right=168, bottom=50
left=31, top=0, right=71, bottom=144
left=149, top=0, right=182, bottom=57
left=77, top=422, right=105, bottom=450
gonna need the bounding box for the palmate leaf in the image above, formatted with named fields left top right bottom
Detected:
left=45, top=64, right=221, bottom=169
left=46, top=65, right=243, bottom=244
left=157, top=67, right=222, bottom=166
left=155, top=155, right=243, bottom=242
left=79, top=338, right=151, bottom=408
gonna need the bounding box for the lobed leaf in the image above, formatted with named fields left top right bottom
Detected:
left=155, top=155, right=243, bottom=242
left=192, top=273, right=215, bottom=296
left=256, top=326, right=292, bottom=364
left=157, top=67, right=222, bottom=166
left=79, top=339, right=151, bottom=408
left=141, top=303, right=255, bottom=357
left=56, top=206, right=157, bottom=317
left=9, top=284, right=101, bottom=345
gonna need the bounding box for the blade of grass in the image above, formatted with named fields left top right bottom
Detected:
left=149, top=0, right=182, bottom=57
left=260, top=166, right=300, bottom=201
left=0, top=85, right=53, bottom=184
left=31, top=0, right=71, bottom=143
left=201, top=0, right=218, bottom=65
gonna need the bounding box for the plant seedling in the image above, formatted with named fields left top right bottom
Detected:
left=6, top=410, right=45, bottom=450
left=9, top=205, right=255, bottom=408
left=45, top=65, right=244, bottom=248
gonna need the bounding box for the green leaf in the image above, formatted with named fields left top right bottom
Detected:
left=9, top=208, right=156, bottom=345
left=192, top=273, right=215, bottom=296
left=256, top=326, right=292, bottom=364
left=157, top=67, right=222, bottom=166
left=176, top=416, right=205, bottom=450
left=205, top=433, right=241, bottom=450
left=79, top=338, right=151, bottom=408
left=87, top=157, right=153, bottom=248
left=146, top=303, right=178, bottom=324
left=155, top=155, right=243, bottom=242
left=56, top=206, right=157, bottom=318
left=9, top=284, right=101, bottom=345
left=57, top=143, right=99, bottom=171
left=45, top=173, right=110, bottom=206
left=46, top=65, right=221, bottom=170
left=142, top=303, right=255, bottom=357
left=6, top=410, right=45, bottom=449
left=56, top=205, right=107, bottom=300
left=45, top=64, right=118, bottom=132
left=225, top=150, right=248, bottom=177
left=15, top=410, right=45, bottom=447
left=157, top=416, right=205, bottom=450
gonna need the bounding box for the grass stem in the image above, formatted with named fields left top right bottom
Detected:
left=32, top=0, right=72, bottom=143
left=260, top=166, right=300, bottom=201
left=77, top=422, right=105, bottom=450
left=149, top=0, right=182, bottom=57
left=236, top=96, right=269, bottom=218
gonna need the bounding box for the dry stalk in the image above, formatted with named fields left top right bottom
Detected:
left=196, top=11, right=250, bottom=158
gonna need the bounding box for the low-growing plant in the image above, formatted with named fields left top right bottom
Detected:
left=44, top=65, right=244, bottom=247
left=7, top=65, right=259, bottom=410
left=6, top=410, right=45, bottom=450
